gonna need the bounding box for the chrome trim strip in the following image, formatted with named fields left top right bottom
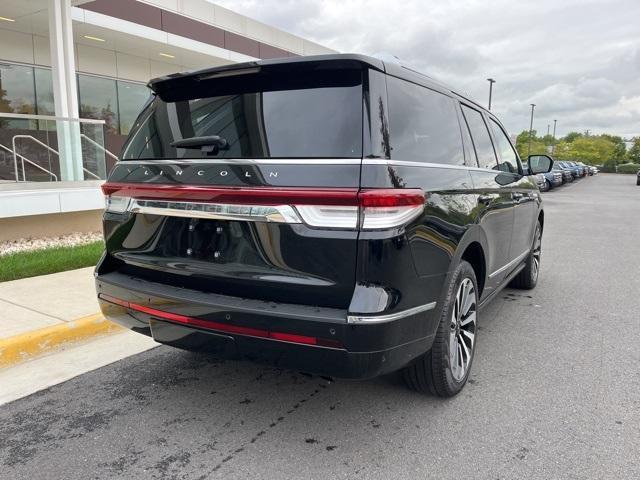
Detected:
left=363, top=158, right=510, bottom=174
left=488, top=249, right=530, bottom=279
left=115, top=158, right=508, bottom=173
left=115, top=159, right=363, bottom=166
left=347, top=302, right=437, bottom=324
left=128, top=199, right=302, bottom=223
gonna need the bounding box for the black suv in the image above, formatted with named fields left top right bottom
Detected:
left=96, top=54, right=553, bottom=397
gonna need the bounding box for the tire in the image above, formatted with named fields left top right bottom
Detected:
left=510, top=220, right=542, bottom=289
left=403, top=260, right=478, bottom=397
left=545, top=180, right=551, bottom=191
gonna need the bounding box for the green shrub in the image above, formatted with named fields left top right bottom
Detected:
left=616, top=163, right=640, bottom=174
left=601, top=159, right=617, bottom=173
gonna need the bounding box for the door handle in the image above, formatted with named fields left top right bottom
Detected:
left=511, top=192, right=524, bottom=202
left=478, top=195, right=493, bottom=205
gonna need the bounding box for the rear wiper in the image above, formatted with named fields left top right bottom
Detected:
left=170, top=135, right=229, bottom=155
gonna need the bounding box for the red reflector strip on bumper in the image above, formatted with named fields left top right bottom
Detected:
left=99, top=294, right=342, bottom=349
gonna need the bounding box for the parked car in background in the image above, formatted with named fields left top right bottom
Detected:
left=590, top=166, right=599, bottom=175
left=553, top=163, right=574, bottom=183
left=575, top=162, right=589, bottom=177
left=543, top=170, right=563, bottom=189
left=637, top=169, right=640, bottom=185
left=534, top=173, right=548, bottom=191
left=558, top=161, right=582, bottom=179
left=576, top=162, right=593, bottom=176
left=567, top=161, right=586, bottom=177
left=95, top=53, right=554, bottom=398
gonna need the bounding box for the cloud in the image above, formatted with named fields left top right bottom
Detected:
left=215, top=0, right=640, bottom=138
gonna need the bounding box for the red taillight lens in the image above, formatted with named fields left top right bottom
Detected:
left=101, top=183, right=359, bottom=206
left=358, top=189, right=425, bottom=229
left=102, top=183, right=425, bottom=230
left=358, top=189, right=425, bottom=207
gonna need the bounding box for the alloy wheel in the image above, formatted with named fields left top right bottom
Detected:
left=449, top=278, right=477, bottom=382
left=532, top=228, right=542, bottom=281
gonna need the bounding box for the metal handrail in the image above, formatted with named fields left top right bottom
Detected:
left=80, top=134, right=118, bottom=160
left=0, top=112, right=106, bottom=124
left=11, top=135, right=101, bottom=180
left=0, top=143, right=58, bottom=182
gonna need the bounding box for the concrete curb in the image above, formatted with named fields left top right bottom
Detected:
left=0, top=313, right=123, bottom=368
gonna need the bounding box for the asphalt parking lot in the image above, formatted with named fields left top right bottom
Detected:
left=1, top=173, right=638, bottom=480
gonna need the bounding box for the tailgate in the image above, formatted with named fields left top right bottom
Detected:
left=100, top=61, right=364, bottom=309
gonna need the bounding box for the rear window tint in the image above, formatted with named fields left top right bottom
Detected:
left=387, top=76, right=464, bottom=165
left=121, top=71, right=362, bottom=159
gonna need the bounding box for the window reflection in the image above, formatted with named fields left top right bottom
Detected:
left=117, top=81, right=150, bottom=135
left=489, top=118, right=519, bottom=174
left=78, top=74, right=119, bottom=135
left=122, top=83, right=363, bottom=160
left=387, top=76, right=464, bottom=165
left=461, top=105, right=497, bottom=170
left=0, top=64, right=36, bottom=129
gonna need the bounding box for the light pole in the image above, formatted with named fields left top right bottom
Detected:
left=547, top=124, right=550, bottom=137
left=552, top=119, right=557, bottom=154
left=487, top=78, right=496, bottom=110
left=527, top=104, right=536, bottom=156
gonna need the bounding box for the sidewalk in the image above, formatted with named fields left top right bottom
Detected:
left=0, top=267, right=99, bottom=338
left=0, top=267, right=157, bottom=371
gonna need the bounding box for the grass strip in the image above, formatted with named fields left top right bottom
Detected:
left=0, top=241, right=104, bottom=282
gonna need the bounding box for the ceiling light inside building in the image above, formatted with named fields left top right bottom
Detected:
left=83, top=35, right=105, bottom=42
left=0, top=16, right=16, bottom=22
left=159, top=53, right=175, bottom=59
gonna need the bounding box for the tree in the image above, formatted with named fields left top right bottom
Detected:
left=563, top=131, right=582, bottom=143
left=601, top=134, right=627, bottom=163
left=515, top=130, right=548, bottom=158
left=628, top=138, right=640, bottom=164
left=554, top=136, right=615, bottom=165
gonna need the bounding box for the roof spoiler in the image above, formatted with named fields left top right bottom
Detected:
left=147, top=54, right=385, bottom=98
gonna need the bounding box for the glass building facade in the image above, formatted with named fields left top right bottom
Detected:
left=0, top=62, right=149, bottom=138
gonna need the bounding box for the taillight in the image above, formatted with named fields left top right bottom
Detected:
left=358, top=189, right=425, bottom=230
left=102, top=183, right=425, bottom=230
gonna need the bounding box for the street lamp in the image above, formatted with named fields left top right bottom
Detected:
left=527, top=104, right=536, bottom=156
left=552, top=119, right=557, bottom=154
left=487, top=78, right=496, bottom=110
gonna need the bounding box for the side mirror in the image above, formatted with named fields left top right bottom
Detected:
left=528, top=154, right=554, bottom=174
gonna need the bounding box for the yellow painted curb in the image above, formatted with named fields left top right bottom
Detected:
left=0, top=313, right=124, bottom=368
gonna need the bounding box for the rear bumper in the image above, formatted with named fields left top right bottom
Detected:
left=96, top=271, right=435, bottom=379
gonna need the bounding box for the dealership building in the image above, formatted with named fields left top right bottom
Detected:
left=0, top=0, right=333, bottom=240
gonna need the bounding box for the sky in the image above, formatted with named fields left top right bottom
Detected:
left=214, top=0, right=640, bottom=139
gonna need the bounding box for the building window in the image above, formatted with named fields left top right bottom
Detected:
left=0, top=62, right=149, bottom=137
left=34, top=68, right=54, bottom=116
left=0, top=63, right=36, bottom=114
left=0, top=63, right=36, bottom=129
left=117, top=80, right=150, bottom=135
left=78, top=74, right=119, bottom=135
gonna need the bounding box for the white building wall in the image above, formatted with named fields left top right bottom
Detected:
left=138, top=0, right=335, bottom=56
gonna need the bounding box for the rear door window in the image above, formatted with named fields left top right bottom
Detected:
left=461, top=105, right=498, bottom=170
left=489, top=118, right=520, bottom=174
left=121, top=70, right=362, bottom=159
left=387, top=76, right=464, bottom=165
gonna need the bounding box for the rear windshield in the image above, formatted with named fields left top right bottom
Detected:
left=121, top=70, right=363, bottom=160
